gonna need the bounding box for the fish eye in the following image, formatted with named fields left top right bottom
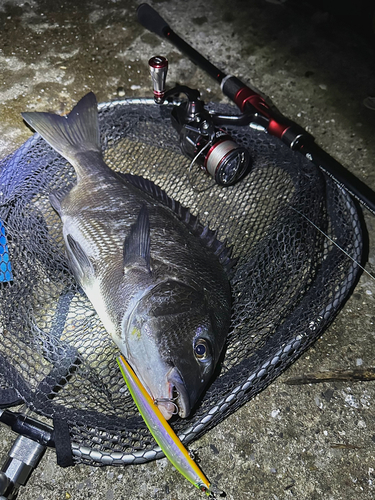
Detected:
left=194, top=339, right=210, bottom=361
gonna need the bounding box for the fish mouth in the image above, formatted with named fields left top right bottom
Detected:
left=166, top=366, right=191, bottom=419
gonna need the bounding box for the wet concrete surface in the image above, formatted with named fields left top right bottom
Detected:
left=1, top=0, right=375, bottom=499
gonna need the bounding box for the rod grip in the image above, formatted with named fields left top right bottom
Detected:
left=221, top=75, right=246, bottom=102
left=137, top=3, right=170, bottom=37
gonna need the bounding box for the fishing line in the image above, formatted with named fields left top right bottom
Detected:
left=290, top=205, right=375, bottom=283
left=188, top=142, right=216, bottom=193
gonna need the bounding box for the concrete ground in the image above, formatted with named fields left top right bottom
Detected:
left=1, top=0, right=375, bottom=499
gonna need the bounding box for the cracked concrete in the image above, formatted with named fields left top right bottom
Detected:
left=1, top=0, right=375, bottom=499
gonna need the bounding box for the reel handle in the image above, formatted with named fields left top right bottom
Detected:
left=149, top=56, right=168, bottom=103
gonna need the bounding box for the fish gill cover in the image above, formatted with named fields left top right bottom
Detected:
left=0, top=98, right=362, bottom=465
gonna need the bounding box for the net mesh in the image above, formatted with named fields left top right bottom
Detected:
left=0, top=99, right=362, bottom=465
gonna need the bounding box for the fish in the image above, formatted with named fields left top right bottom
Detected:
left=22, top=92, right=233, bottom=420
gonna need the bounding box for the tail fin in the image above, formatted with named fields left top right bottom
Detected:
left=22, top=92, right=101, bottom=169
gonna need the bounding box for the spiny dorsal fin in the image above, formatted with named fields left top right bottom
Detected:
left=122, top=173, right=236, bottom=275
left=123, top=204, right=151, bottom=272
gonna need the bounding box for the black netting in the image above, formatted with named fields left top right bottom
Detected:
left=0, top=99, right=363, bottom=465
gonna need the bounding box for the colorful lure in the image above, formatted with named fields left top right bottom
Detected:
left=0, top=220, right=13, bottom=283
left=117, top=355, right=216, bottom=496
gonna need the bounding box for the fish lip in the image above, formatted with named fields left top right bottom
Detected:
left=167, top=366, right=191, bottom=418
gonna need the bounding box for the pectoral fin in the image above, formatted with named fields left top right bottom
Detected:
left=123, top=205, right=151, bottom=272
left=66, top=234, right=95, bottom=279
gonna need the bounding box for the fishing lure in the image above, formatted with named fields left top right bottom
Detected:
left=117, top=355, right=222, bottom=497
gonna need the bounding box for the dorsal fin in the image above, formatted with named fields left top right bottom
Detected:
left=121, top=173, right=236, bottom=275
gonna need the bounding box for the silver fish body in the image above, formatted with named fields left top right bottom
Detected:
left=22, top=93, right=232, bottom=419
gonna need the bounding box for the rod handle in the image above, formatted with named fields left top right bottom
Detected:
left=137, top=3, right=170, bottom=37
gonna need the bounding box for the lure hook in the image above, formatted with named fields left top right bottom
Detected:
left=153, top=397, right=179, bottom=415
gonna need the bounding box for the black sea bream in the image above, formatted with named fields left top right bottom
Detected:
left=22, top=93, right=233, bottom=419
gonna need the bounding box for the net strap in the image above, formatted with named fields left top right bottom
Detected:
left=53, top=416, right=74, bottom=467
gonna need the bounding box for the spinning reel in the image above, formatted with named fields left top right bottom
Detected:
left=149, top=56, right=251, bottom=186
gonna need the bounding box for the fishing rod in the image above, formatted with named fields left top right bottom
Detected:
left=137, top=3, right=375, bottom=216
